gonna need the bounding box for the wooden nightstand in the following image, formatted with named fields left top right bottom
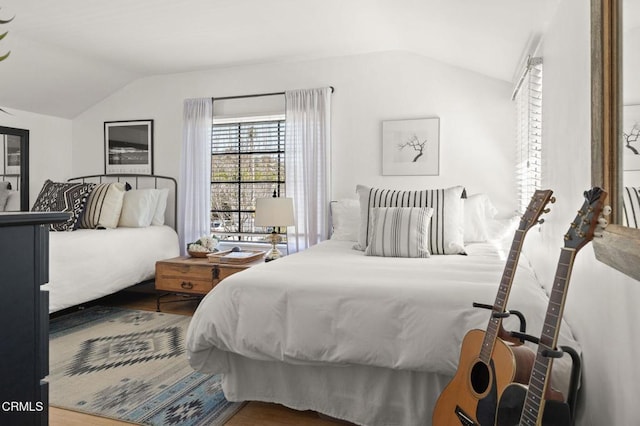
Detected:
left=155, top=256, right=261, bottom=311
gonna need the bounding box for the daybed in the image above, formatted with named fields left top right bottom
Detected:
left=185, top=186, right=580, bottom=426
left=33, top=174, right=180, bottom=313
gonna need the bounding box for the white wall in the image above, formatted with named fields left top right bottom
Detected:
left=72, top=50, right=516, bottom=216
left=0, top=108, right=72, bottom=206
left=525, top=0, right=640, bottom=424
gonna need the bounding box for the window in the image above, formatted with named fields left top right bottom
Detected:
left=210, top=115, right=286, bottom=242
left=514, top=57, right=543, bottom=214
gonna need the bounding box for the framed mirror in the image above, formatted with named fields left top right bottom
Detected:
left=591, top=0, right=640, bottom=281
left=0, top=126, right=29, bottom=211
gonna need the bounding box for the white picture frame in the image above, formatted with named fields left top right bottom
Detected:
left=623, top=105, right=640, bottom=171
left=104, top=120, right=154, bottom=175
left=382, top=118, right=440, bottom=176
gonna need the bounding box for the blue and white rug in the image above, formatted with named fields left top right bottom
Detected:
left=49, top=306, right=243, bottom=425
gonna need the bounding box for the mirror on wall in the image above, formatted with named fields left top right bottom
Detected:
left=0, top=126, right=29, bottom=211
left=591, top=0, right=640, bottom=281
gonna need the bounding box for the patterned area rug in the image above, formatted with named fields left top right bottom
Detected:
left=49, top=306, right=243, bottom=425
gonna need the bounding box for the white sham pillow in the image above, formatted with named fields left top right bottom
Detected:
left=330, top=199, right=361, bottom=241
left=365, top=207, right=434, bottom=258
left=356, top=184, right=466, bottom=254
left=151, top=188, right=169, bottom=226
left=118, top=189, right=160, bottom=228
left=464, top=193, right=498, bottom=243
left=4, top=190, right=20, bottom=211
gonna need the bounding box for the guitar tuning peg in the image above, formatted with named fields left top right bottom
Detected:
left=538, top=218, right=545, bottom=225
left=564, top=233, right=571, bottom=240
left=598, top=217, right=608, bottom=227
left=543, top=208, right=551, bottom=214
left=550, top=197, right=556, bottom=204
left=602, top=205, right=612, bottom=216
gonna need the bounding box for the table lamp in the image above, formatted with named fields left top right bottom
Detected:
left=255, top=195, right=295, bottom=261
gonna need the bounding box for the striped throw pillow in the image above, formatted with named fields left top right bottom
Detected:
left=623, top=186, right=640, bottom=228
left=365, top=207, right=434, bottom=258
left=80, top=182, right=126, bottom=229
left=355, top=185, right=466, bottom=254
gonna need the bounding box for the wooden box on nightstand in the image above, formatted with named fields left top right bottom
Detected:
left=155, top=255, right=262, bottom=296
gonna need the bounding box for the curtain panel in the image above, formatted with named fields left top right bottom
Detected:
left=178, top=97, right=213, bottom=255
left=285, top=87, right=332, bottom=253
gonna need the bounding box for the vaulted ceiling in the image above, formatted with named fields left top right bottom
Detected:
left=0, top=0, right=560, bottom=118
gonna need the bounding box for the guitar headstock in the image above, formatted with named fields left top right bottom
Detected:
left=564, top=187, right=608, bottom=251
left=519, top=189, right=555, bottom=232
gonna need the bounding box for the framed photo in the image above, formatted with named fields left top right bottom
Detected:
left=104, top=120, right=154, bottom=175
left=382, top=118, right=440, bottom=175
left=3, top=134, right=21, bottom=175
left=623, top=105, right=640, bottom=171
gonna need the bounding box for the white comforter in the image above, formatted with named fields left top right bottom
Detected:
left=45, top=226, right=179, bottom=313
left=186, top=240, right=580, bottom=378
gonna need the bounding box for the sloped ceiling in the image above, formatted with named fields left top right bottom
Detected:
left=0, top=0, right=559, bottom=119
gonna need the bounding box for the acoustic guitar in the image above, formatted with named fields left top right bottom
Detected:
left=433, top=190, right=555, bottom=426
left=495, top=187, right=608, bottom=426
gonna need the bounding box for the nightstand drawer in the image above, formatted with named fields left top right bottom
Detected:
left=157, top=262, right=215, bottom=281
left=155, top=277, right=214, bottom=294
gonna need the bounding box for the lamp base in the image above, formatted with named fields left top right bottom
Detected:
left=265, top=231, right=283, bottom=262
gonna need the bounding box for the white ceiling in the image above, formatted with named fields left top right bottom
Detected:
left=0, top=0, right=560, bottom=118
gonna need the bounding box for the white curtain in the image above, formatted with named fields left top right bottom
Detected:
left=285, top=87, right=331, bottom=253
left=178, top=98, right=212, bottom=255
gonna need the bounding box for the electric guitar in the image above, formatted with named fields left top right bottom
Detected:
left=433, top=190, right=555, bottom=426
left=495, top=187, right=608, bottom=426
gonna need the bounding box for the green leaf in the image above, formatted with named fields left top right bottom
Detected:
left=0, top=31, right=7, bottom=41
left=0, top=51, right=10, bottom=62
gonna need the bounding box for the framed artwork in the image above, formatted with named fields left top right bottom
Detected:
left=623, top=105, right=640, bottom=171
left=382, top=118, right=440, bottom=176
left=3, top=134, right=21, bottom=175
left=104, top=120, right=154, bottom=175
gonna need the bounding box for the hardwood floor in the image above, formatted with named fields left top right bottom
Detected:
left=49, top=289, right=351, bottom=426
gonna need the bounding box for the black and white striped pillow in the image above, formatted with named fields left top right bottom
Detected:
left=365, top=207, right=433, bottom=258
left=80, top=182, right=126, bottom=229
left=623, top=186, right=640, bottom=228
left=355, top=185, right=466, bottom=254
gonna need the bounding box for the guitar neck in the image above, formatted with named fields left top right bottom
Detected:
left=520, top=248, right=576, bottom=426
left=479, top=229, right=526, bottom=363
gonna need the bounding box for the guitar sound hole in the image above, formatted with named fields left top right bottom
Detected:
left=470, top=361, right=490, bottom=395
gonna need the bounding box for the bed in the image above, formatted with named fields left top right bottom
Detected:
left=37, top=174, right=180, bottom=313
left=185, top=189, right=581, bottom=426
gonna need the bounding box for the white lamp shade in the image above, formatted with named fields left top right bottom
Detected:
left=255, top=197, right=295, bottom=227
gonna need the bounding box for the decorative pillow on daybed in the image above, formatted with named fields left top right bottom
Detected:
left=330, top=199, right=361, bottom=241
left=79, top=182, right=127, bottom=229
left=622, top=186, right=640, bottom=228
left=364, top=206, right=434, bottom=258
left=4, top=190, right=20, bottom=211
left=0, top=181, right=11, bottom=211
left=464, top=193, right=498, bottom=243
left=118, top=188, right=161, bottom=228
left=31, top=179, right=95, bottom=231
left=355, top=185, right=466, bottom=254
left=151, top=188, right=170, bottom=226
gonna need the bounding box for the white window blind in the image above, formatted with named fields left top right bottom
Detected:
left=210, top=115, right=286, bottom=242
left=514, top=57, right=543, bottom=214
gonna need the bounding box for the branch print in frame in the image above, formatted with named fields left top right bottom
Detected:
left=623, top=105, right=640, bottom=171
left=104, top=120, right=154, bottom=175
left=382, top=118, right=439, bottom=176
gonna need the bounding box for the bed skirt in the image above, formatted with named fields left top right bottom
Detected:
left=222, top=352, right=451, bottom=426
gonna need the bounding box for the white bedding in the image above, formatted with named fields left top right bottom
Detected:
left=45, top=226, right=179, bottom=313
left=187, top=239, right=579, bottom=380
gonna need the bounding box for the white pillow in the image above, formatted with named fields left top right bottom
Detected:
left=464, top=193, right=498, bottom=242
left=4, top=190, right=20, bottom=211
left=330, top=199, right=360, bottom=241
left=356, top=185, right=466, bottom=254
left=365, top=207, right=434, bottom=258
left=151, top=188, right=169, bottom=226
left=80, top=182, right=126, bottom=229
left=118, top=189, right=159, bottom=228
